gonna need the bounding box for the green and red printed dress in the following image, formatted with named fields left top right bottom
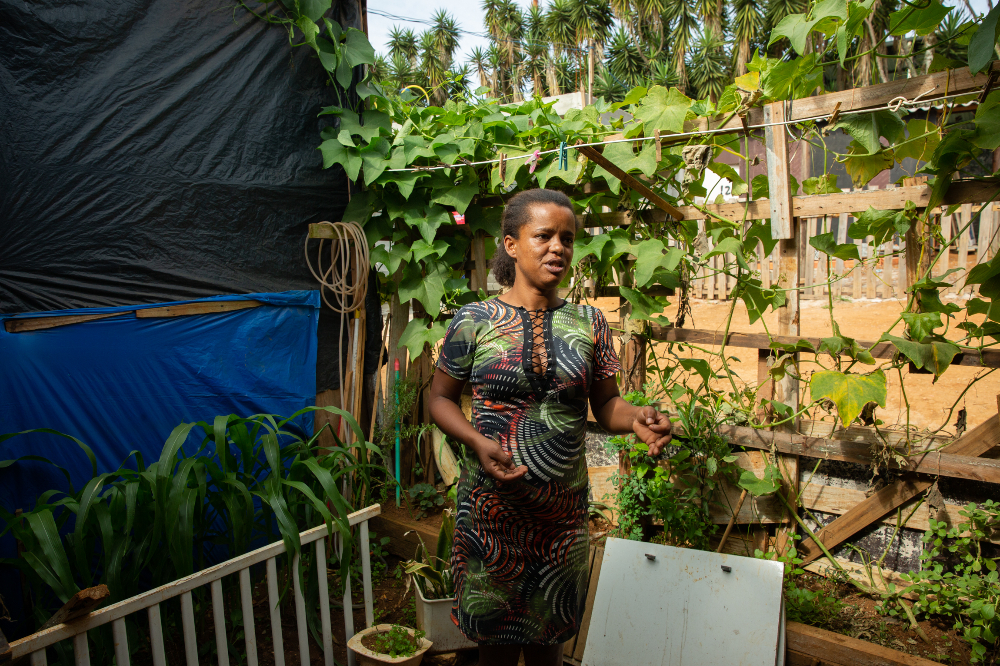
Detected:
left=436, top=298, right=621, bottom=645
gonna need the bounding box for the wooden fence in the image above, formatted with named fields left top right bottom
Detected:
left=3, top=505, right=381, bottom=666
left=684, top=198, right=1000, bottom=301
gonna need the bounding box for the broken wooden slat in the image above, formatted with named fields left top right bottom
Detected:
left=135, top=300, right=261, bottom=318
left=38, top=586, right=110, bottom=633
left=648, top=325, right=1000, bottom=368
left=786, top=621, right=943, bottom=666
left=796, top=414, right=1000, bottom=563
left=575, top=144, right=684, bottom=221
left=4, top=312, right=131, bottom=334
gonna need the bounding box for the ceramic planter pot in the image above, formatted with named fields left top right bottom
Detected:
left=413, top=584, right=477, bottom=653
left=347, top=624, right=433, bottom=666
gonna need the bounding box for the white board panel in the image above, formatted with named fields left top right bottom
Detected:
left=582, top=538, right=784, bottom=666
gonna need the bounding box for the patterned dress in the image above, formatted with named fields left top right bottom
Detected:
left=436, top=299, right=621, bottom=645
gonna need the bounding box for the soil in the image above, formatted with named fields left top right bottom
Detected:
left=588, top=296, right=1000, bottom=434
left=360, top=627, right=421, bottom=655
left=793, top=572, right=980, bottom=665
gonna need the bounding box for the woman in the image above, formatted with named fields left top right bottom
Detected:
left=428, top=188, right=672, bottom=666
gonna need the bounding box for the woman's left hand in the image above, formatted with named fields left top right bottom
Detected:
left=632, top=406, right=672, bottom=457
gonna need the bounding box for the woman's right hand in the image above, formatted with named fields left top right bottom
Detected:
left=475, top=437, right=528, bottom=482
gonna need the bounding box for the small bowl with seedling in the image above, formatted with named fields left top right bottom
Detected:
left=348, top=624, right=432, bottom=666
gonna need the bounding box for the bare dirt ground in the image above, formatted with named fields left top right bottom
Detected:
left=589, top=295, right=999, bottom=435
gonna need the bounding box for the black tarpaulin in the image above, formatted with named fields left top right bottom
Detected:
left=0, top=0, right=378, bottom=391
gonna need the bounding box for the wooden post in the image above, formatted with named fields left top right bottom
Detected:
left=836, top=212, right=849, bottom=299
left=765, top=100, right=800, bottom=556
left=470, top=232, right=488, bottom=294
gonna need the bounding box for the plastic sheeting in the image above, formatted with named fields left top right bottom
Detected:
left=0, top=291, right=320, bottom=511
left=0, top=0, right=376, bottom=390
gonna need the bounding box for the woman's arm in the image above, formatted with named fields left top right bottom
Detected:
left=428, top=370, right=528, bottom=482
left=590, top=377, right=672, bottom=456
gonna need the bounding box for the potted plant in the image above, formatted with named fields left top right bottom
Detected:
left=403, top=511, right=477, bottom=653
left=347, top=624, right=432, bottom=666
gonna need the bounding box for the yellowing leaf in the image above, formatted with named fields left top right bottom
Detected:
left=810, top=370, right=887, bottom=426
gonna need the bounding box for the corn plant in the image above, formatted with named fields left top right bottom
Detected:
left=403, top=510, right=454, bottom=600
left=0, top=407, right=379, bottom=663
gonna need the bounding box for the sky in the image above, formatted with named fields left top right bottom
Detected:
left=365, top=0, right=996, bottom=71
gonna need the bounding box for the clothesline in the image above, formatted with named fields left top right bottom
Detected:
left=381, top=89, right=976, bottom=173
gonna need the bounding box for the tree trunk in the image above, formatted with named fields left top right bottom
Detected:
left=923, top=34, right=937, bottom=74
left=736, top=39, right=751, bottom=76
left=545, top=59, right=560, bottom=95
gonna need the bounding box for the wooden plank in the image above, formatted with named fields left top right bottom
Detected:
left=796, top=414, right=1000, bottom=563
left=135, top=300, right=260, bottom=318
left=648, top=325, right=1000, bottom=368
left=72, top=632, right=90, bottom=666
left=359, top=521, right=375, bottom=629
left=369, top=512, right=439, bottom=560
left=575, top=144, right=684, bottom=221
left=240, top=568, right=260, bottom=666
left=180, top=591, right=199, bottom=666
left=572, top=546, right=604, bottom=662
left=292, top=554, right=309, bottom=666
left=956, top=203, right=972, bottom=294
left=836, top=213, right=848, bottom=297
left=314, top=540, right=332, bottom=666
left=38, top=586, right=110, bottom=632
left=112, top=618, right=129, bottom=666
left=4, top=312, right=130, bottom=334
left=563, top=547, right=598, bottom=661
left=764, top=102, right=794, bottom=239
left=718, top=421, right=1000, bottom=483
left=786, top=621, right=944, bottom=666
left=469, top=232, right=488, bottom=293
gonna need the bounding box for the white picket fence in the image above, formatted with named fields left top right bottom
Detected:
left=7, top=504, right=382, bottom=666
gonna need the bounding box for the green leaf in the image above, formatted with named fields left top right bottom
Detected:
left=398, top=262, right=449, bottom=317
left=431, top=171, right=479, bottom=214
left=739, top=278, right=786, bottom=324
left=572, top=233, right=612, bottom=267
left=360, top=138, right=391, bottom=185
left=744, top=220, right=779, bottom=256
left=342, top=28, right=376, bottom=67
left=318, top=139, right=362, bottom=180
left=398, top=318, right=450, bottom=359
left=895, top=119, right=942, bottom=162
left=342, top=189, right=376, bottom=226
left=619, top=286, right=670, bottom=323
left=679, top=358, right=712, bottom=384
left=901, top=312, right=944, bottom=340
left=848, top=205, right=914, bottom=245
left=889, top=0, right=952, bottom=36
left=801, top=173, right=842, bottom=195
left=833, top=111, right=906, bottom=155
left=705, top=237, right=749, bottom=270
left=405, top=204, right=452, bottom=244
left=973, top=91, right=1000, bottom=151
left=297, top=16, right=320, bottom=47
left=750, top=174, right=770, bottom=200
left=882, top=334, right=961, bottom=378
left=371, top=243, right=412, bottom=274
left=810, top=370, right=887, bottom=426
left=738, top=464, right=781, bottom=497
left=969, top=4, right=1000, bottom=74
left=810, top=232, right=861, bottom=261
left=300, top=0, right=332, bottom=22
left=634, top=86, right=692, bottom=134
left=769, top=13, right=826, bottom=55
left=843, top=141, right=892, bottom=187
left=633, top=240, right=683, bottom=287
left=411, top=239, right=449, bottom=263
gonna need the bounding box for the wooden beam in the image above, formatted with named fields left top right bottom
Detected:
left=368, top=512, right=438, bottom=561
left=575, top=144, right=684, bottom=221
left=764, top=102, right=794, bottom=239
left=719, top=420, right=1000, bottom=484
left=135, top=300, right=261, bottom=318
left=4, top=312, right=131, bottom=333
left=649, top=326, right=1000, bottom=368
left=786, top=621, right=943, bottom=666
left=38, top=585, right=110, bottom=632
left=795, top=413, right=1000, bottom=563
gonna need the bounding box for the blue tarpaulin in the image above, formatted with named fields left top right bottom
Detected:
left=0, top=291, right=320, bottom=510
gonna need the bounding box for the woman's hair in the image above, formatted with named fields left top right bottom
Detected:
left=491, top=188, right=575, bottom=288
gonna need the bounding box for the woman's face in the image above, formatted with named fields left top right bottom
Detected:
left=504, top=203, right=576, bottom=291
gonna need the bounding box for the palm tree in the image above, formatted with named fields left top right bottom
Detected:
left=482, top=0, right=525, bottom=100
left=525, top=6, right=549, bottom=95
left=696, top=0, right=725, bottom=42
left=371, top=55, right=391, bottom=84
left=469, top=46, right=494, bottom=93
left=431, top=10, right=461, bottom=71
left=388, top=26, right=419, bottom=65
left=687, top=27, right=729, bottom=101
left=569, top=0, right=614, bottom=100
left=606, top=26, right=647, bottom=87
left=419, top=31, right=449, bottom=103
left=553, top=54, right=578, bottom=92
left=665, top=0, right=697, bottom=91
left=546, top=0, right=578, bottom=92
left=731, top=0, right=761, bottom=75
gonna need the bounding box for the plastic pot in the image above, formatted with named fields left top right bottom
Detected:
left=414, top=584, right=477, bottom=653
left=347, top=624, right=433, bottom=666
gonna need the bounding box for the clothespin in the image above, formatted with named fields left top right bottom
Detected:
left=828, top=101, right=842, bottom=126
left=527, top=150, right=540, bottom=174
left=979, top=71, right=999, bottom=104
left=499, top=152, right=507, bottom=181
left=558, top=141, right=568, bottom=170
left=653, top=129, right=662, bottom=163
